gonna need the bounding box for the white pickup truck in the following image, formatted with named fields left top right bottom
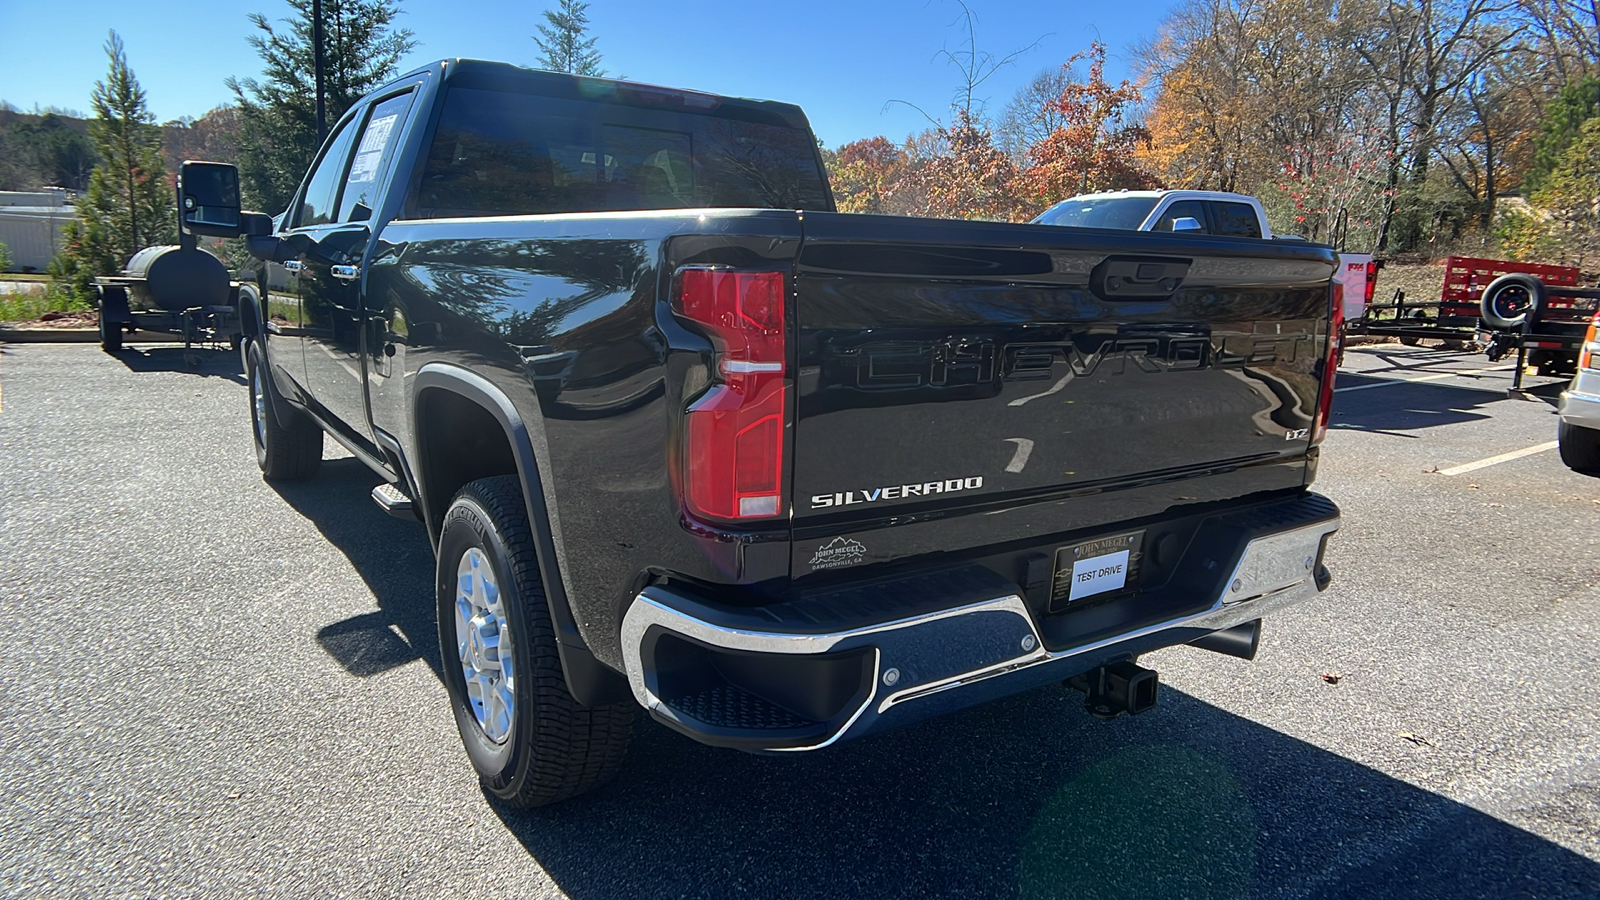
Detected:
left=1034, top=190, right=1377, bottom=323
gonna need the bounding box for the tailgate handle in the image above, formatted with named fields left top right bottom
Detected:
left=1090, top=257, right=1191, bottom=301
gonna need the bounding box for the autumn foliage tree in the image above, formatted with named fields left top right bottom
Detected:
left=828, top=136, right=908, bottom=213
left=828, top=38, right=1165, bottom=222
left=1022, top=42, right=1161, bottom=201
left=898, top=110, right=1025, bottom=220
left=1273, top=134, right=1398, bottom=244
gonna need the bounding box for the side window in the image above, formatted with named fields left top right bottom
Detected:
left=293, top=117, right=358, bottom=228
left=1152, top=200, right=1207, bottom=232
left=339, top=91, right=415, bottom=223
left=1212, top=202, right=1263, bottom=238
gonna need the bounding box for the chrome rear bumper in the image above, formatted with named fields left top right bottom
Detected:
left=621, top=502, right=1339, bottom=752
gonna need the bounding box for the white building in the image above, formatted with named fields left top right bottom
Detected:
left=0, top=190, right=75, bottom=273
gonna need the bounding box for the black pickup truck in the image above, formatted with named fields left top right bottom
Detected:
left=220, top=59, right=1342, bottom=807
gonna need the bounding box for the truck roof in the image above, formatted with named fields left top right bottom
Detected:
left=1066, top=189, right=1264, bottom=204
left=395, top=58, right=816, bottom=131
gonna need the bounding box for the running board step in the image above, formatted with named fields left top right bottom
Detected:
left=371, top=483, right=419, bottom=521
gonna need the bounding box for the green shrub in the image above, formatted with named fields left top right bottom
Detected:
left=0, top=283, right=86, bottom=323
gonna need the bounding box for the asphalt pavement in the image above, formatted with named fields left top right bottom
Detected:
left=1, top=341, right=1597, bottom=899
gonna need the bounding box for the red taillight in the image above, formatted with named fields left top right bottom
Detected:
left=1363, top=261, right=1377, bottom=304
left=1581, top=312, right=1600, bottom=371
left=673, top=268, right=788, bottom=522
left=1314, top=282, right=1343, bottom=444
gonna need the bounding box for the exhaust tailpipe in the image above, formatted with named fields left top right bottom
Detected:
left=1189, top=620, right=1261, bottom=661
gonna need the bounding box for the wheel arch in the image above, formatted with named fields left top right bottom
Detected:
left=411, top=364, right=629, bottom=706
left=234, top=277, right=263, bottom=339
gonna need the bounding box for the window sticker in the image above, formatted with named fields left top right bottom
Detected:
left=348, top=114, right=399, bottom=184
left=357, top=114, right=398, bottom=154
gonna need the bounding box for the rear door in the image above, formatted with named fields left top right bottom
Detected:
left=1208, top=200, right=1264, bottom=238
left=789, top=213, right=1335, bottom=567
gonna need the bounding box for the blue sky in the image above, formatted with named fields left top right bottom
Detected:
left=0, top=0, right=1176, bottom=147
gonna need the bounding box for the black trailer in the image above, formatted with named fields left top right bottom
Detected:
left=1476, top=274, right=1600, bottom=393
left=94, top=161, right=259, bottom=354
left=1343, top=289, right=1482, bottom=347
left=1344, top=255, right=1598, bottom=388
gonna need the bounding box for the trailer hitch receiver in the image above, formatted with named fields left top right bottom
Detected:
left=1066, top=660, right=1159, bottom=719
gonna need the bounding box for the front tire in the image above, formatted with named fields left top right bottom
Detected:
left=437, top=476, right=633, bottom=808
left=245, top=340, right=322, bottom=480
left=1559, top=419, right=1600, bottom=473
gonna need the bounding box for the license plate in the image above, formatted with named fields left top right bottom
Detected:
left=1051, top=531, right=1144, bottom=612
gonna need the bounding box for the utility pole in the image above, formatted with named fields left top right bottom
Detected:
left=313, top=0, right=326, bottom=144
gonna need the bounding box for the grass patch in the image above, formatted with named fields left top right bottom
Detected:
left=0, top=285, right=90, bottom=323
left=0, top=273, right=53, bottom=282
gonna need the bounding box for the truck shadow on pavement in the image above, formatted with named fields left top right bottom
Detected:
left=109, top=345, right=247, bottom=384
left=1330, top=377, right=1564, bottom=436
left=497, top=689, right=1600, bottom=900
left=272, top=459, right=1600, bottom=900
left=265, top=458, right=443, bottom=679
left=1345, top=345, right=1484, bottom=374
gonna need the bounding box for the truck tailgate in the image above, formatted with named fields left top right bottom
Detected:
left=789, top=212, right=1336, bottom=576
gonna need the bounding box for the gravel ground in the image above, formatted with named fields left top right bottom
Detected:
left=1, top=342, right=1597, bottom=899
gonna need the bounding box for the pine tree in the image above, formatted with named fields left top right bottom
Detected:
left=227, top=0, right=417, bottom=214
left=534, top=0, right=605, bottom=76
left=50, top=32, right=174, bottom=301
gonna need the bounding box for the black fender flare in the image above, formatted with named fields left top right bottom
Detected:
left=410, top=364, right=628, bottom=706
left=234, top=278, right=263, bottom=338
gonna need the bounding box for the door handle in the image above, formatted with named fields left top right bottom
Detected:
left=331, top=264, right=360, bottom=282
left=281, top=260, right=303, bottom=273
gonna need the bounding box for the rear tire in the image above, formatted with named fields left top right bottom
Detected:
left=1399, top=335, right=1421, bottom=346
left=437, top=476, right=633, bottom=808
left=245, top=340, right=322, bottom=480
left=1558, top=419, right=1600, bottom=473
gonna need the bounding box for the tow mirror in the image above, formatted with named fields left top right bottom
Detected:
left=242, top=212, right=297, bottom=263
left=1172, top=216, right=1203, bottom=233
left=178, top=161, right=243, bottom=237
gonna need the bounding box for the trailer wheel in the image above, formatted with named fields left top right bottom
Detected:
left=98, top=312, right=122, bottom=353
left=1399, top=336, right=1421, bottom=346
left=96, top=285, right=128, bottom=353
left=1559, top=420, right=1600, bottom=473
left=245, top=340, right=322, bottom=480
left=437, top=476, right=633, bottom=808
left=1480, top=274, right=1545, bottom=330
